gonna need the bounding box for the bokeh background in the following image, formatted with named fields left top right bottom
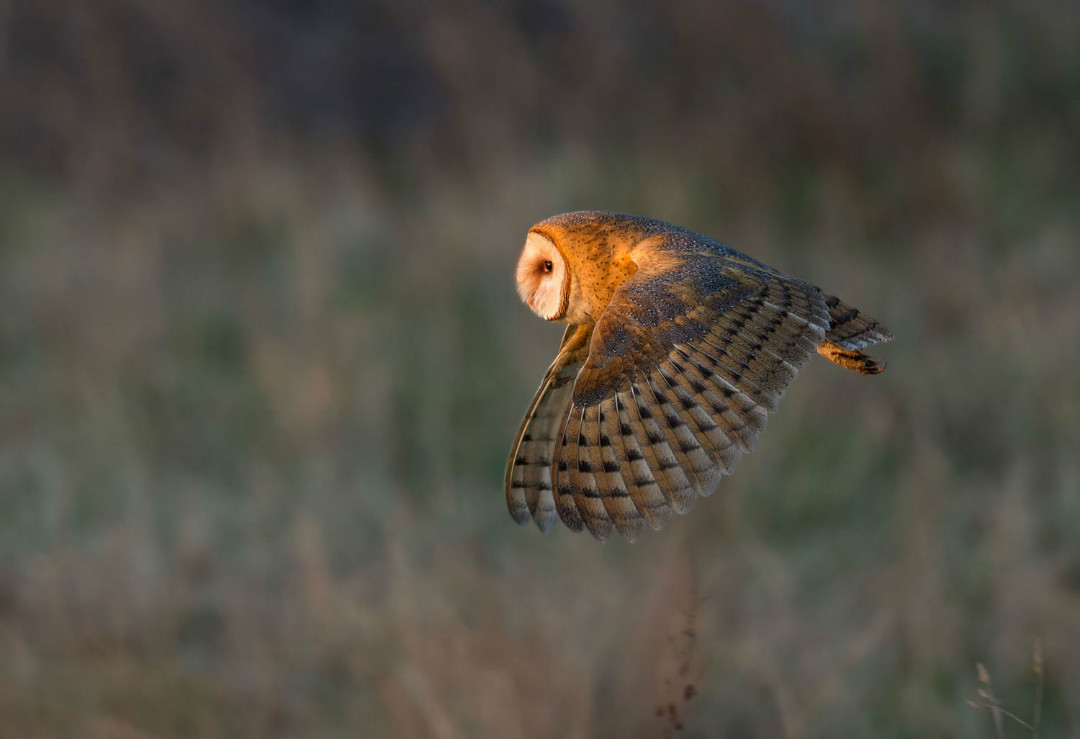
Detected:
left=2, top=1, right=1079, bottom=736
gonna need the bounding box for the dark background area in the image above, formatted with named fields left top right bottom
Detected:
left=1, top=1, right=1079, bottom=736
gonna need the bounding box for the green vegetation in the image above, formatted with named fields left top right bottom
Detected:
left=1, top=2, right=1078, bottom=736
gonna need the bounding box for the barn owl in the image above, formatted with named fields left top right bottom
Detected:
left=506, top=211, right=892, bottom=542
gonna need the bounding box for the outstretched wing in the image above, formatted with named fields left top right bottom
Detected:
left=552, top=233, right=831, bottom=541
left=505, top=324, right=593, bottom=532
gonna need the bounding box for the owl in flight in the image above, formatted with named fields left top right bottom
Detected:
left=506, top=211, right=892, bottom=541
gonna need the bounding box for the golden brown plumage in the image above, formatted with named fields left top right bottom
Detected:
left=506, top=211, right=892, bottom=541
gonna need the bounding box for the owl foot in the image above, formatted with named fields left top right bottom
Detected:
left=816, top=341, right=886, bottom=375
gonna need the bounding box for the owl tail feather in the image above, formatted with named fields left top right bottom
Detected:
left=820, top=292, right=893, bottom=350
left=817, top=341, right=885, bottom=375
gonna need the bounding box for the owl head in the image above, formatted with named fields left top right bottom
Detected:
left=515, top=212, right=653, bottom=325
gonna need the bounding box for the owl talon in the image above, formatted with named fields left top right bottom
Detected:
left=816, top=341, right=886, bottom=375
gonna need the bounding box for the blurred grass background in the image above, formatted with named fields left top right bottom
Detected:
left=2, top=0, right=1079, bottom=736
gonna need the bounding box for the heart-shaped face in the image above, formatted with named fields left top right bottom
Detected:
left=515, top=231, right=569, bottom=321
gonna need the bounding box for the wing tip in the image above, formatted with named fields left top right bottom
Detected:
left=555, top=488, right=586, bottom=532
left=533, top=507, right=559, bottom=532
left=506, top=491, right=531, bottom=525
left=585, top=517, right=615, bottom=540
left=613, top=515, right=647, bottom=542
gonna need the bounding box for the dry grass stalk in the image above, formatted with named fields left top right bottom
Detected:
left=968, top=647, right=1046, bottom=739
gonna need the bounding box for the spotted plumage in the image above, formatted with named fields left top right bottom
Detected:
left=507, top=211, right=892, bottom=541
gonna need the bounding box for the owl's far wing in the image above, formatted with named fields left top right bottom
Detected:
left=552, top=233, right=831, bottom=541
left=505, top=323, right=593, bottom=532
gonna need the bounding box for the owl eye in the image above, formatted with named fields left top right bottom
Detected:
left=543, top=260, right=553, bottom=273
